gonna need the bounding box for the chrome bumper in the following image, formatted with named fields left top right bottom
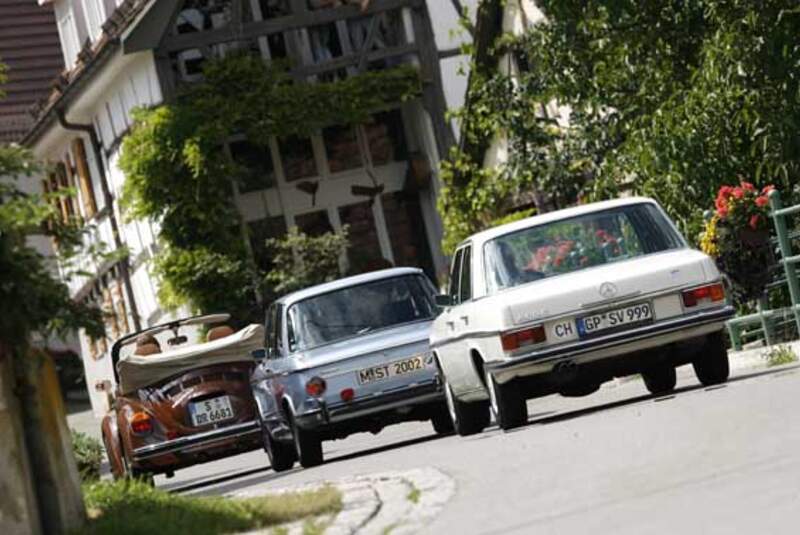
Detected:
left=486, top=306, right=735, bottom=384
left=132, top=420, right=260, bottom=461
left=296, top=380, right=442, bottom=429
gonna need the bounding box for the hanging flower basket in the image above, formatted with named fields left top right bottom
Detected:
left=700, top=182, right=775, bottom=303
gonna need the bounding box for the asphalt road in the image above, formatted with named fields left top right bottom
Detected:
left=154, top=363, right=800, bottom=534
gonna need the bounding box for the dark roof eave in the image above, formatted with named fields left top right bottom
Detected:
left=20, top=36, right=122, bottom=149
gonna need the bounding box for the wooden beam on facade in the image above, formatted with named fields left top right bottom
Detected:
left=160, top=0, right=423, bottom=53
left=293, top=43, right=418, bottom=77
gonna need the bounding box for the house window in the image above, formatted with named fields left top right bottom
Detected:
left=259, top=0, right=291, bottom=18
left=323, top=125, right=362, bottom=174
left=175, top=0, right=232, bottom=34
left=81, top=0, right=104, bottom=41
left=230, top=139, right=276, bottom=193
left=279, top=136, right=318, bottom=182
left=248, top=216, right=287, bottom=270
left=57, top=9, right=80, bottom=69
left=339, top=201, right=387, bottom=273
left=381, top=192, right=435, bottom=278
left=295, top=210, right=333, bottom=237
left=366, top=109, right=408, bottom=166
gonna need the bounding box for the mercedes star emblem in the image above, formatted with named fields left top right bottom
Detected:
left=599, top=282, right=618, bottom=299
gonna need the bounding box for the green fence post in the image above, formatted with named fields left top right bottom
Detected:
left=757, top=296, right=774, bottom=347
left=768, top=189, right=800, bottom=334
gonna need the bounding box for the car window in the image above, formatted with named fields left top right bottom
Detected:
left=448, top=248, right=464, bottom=303
left=459, top=246, right=472, bottom=303
left=483, top=203, right=685, bottom=294
left=265, top=304, right=277, bottom=352
left=287, top=275, right=436, bottom=352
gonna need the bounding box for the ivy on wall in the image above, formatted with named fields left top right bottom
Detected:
left=119, top=53, right=422, bottom=323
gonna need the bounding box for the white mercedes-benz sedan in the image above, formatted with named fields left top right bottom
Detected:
left=431, top=197, right=735, bottom=434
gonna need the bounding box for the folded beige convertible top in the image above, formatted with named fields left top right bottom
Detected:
left=117, top=324, right=265, bottom=393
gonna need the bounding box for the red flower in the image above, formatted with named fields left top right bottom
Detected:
left=717, top=206, right=728, bottom=218
left=732, top=187, right=745, bottom=199
left=741, top=181, right=756, bottom=192
left=749, top=215, right=761, bottom=229
left=718, top=185, right=734, bottom=199
left=755, top=195, right=769, bottom=208
left=762, top=185, right=776, bottom=195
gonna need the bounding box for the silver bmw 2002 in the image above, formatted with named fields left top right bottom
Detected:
left=251, top=267, right=452, bottom=470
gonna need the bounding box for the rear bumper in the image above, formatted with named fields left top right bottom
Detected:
left=486, top=306, right=735, bottom=384
left=131, top=420, right=260, bottom=462
left=295, top=380, right=442, bottom=429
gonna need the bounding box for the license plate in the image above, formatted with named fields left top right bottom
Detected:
left=578, top=302, right=653, bottom=338
left=189, top=395, right=235, bottom=427
left=357, top=355, right=427, bottom=385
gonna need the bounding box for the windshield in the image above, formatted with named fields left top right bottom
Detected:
left=286, top=275, right=436, bottom=352
left=484, top=203, right=685, bottom=294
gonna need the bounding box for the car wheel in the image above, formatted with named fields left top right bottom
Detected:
left=264, top=425, right=296, bottom=472
left=693, top=331, right=730, bottom=386
left=642, top=364, right=677, bottom=395
left=486, top=372, right=528, bottom=430
left=444, top=381, right=490, bottom=436
left=291, top=417, right=323, bottom=468
left=430, top=403, right=455, bottom=435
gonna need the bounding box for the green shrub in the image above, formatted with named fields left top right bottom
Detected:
left=80, top=479, right=342, bottom=535
left=763, top=345, right=798, bottom=367
left=71, top=429, right=104, bottom=482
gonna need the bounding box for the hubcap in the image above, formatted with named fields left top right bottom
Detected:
left=444, top=382, right=458, bottom=425
left=486, top=372, right=500, bottom=418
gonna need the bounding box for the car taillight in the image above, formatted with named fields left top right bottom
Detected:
left=501, top=325, right=547, bottom=352
left=340, top=388, right=355, bottom=402
left=305, top=376, right=327, bottom=397
left=682, top=283, right=726, bottom=307
left=131, top=412, right=153, bottom=435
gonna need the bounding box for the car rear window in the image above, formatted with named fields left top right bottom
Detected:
left=484, top=203, right=685, bottom=294
left=286, top=275, right=436, bottom=352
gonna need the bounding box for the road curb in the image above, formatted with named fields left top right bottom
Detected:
left=234, top=467, right=455, bottom=534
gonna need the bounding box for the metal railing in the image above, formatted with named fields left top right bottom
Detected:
left=726, top=190, right=800, bottom=350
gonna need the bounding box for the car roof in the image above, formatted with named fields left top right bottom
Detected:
left=462, top=197, right=660, bottom=247
left=276, top=267, right=425, bottom=306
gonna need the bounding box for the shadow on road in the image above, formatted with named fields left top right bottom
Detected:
left=325, top=432, right=446, bottom=466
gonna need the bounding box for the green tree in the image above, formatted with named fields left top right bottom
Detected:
left=443, top=0, right=800, bottom=247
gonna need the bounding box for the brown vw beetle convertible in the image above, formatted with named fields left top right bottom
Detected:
left=100, top=314, right=264, bottom=480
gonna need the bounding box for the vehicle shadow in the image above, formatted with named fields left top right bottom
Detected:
left=324, top=432, right=446, bottom=466
left=165, top=465, right=296, bottom=495
left=516, top=363, right=800, bottom=430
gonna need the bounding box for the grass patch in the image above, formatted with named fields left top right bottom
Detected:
left=79, top=479, right=341, bottom=535
left=406, top=485, right=421, bottom=504
left=763, top=345, right=798, bottom=367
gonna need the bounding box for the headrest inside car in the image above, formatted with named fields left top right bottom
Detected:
left=207, top=325, right=235, bottom=342
left=134, top=343, right=161, bottom=356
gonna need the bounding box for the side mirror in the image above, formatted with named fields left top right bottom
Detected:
left=251, top=348, right=267, bottom=361
left=434, top=294, right=453, bottom=308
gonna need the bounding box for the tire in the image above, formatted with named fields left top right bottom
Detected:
left=642, top=364, right=677, bottom=395
left=693, top=331, right=730, bottom=386
left=264, top=425, right=296, bottom=472
left=444, top=381, right=490, bottom=436
left=430, top=403, right=455, bottom=435
left=487, top=373, right=528, bottom=430
left=291, top=417, right=323, bottom=468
